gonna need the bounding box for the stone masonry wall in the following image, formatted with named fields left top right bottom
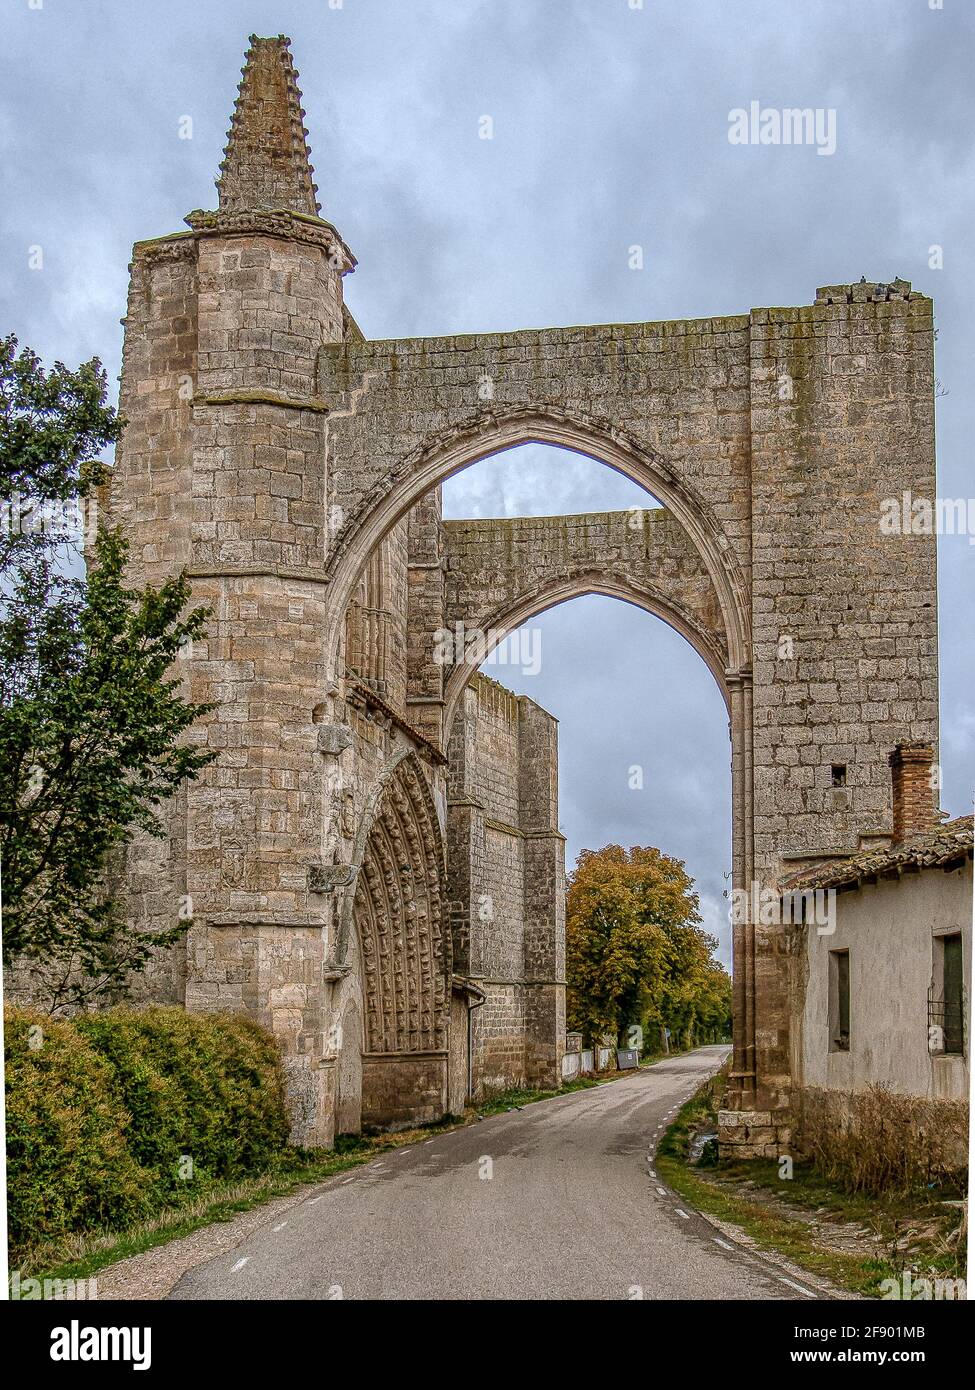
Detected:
left=318, top=282, right=937, bottom=1143
left=747, top=285, right=938, bottom=1119
left=97, top=239, right=199, bottom=1006
left=103, top=215, right=356, bottom=1146
left=447, top=675, right=565, bottom=1095
left=320, top=317, right=756, bottom=606
left=442, top=507, right=728, bottom=711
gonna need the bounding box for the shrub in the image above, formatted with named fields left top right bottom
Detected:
left=4, top=1009, right=152, bottom=1257
left=4, top=1005, right=292, bottom=1263
left=74, top=1007, right=291, bottom=1196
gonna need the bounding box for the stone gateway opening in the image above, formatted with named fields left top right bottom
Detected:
left=349, top=751, right=450, bottom=1130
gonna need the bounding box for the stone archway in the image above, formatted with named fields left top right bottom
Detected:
left=323, top=405, right=752, bottom=675
left=103, top=34, right=939, bottom=1152
left=347, top=750, right=451, bottom=1128
left=326, top=416, right=757, bottom=1116
left=442, top=578, right=729, bottom=719
left=441, top=573, right=731, bottom=732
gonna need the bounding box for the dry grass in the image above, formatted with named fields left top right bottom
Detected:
left=797, top=1084, right=968, bottom=1197
left=661, top=1073, right=967, bottom=1297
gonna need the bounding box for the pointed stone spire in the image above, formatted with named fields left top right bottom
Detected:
left=217, top=35, right=321, bottom=216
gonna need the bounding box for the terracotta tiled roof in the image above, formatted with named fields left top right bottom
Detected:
left=779, top=816, right=974, bottom=894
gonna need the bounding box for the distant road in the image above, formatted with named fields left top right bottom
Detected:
left=170, top=1045, right=821, bottom=1301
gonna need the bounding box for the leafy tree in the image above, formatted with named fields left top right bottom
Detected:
left=0, top=335, right=215, bottom=1011
left=566, top=843, right=731, bottom=1050
left=0, top=335, right=114, bottom=568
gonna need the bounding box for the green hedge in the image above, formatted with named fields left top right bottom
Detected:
left=4, top=1005, right=291, bottom=1262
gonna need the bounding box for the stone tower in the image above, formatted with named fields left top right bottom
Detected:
left=102, top=37, right=567, bottom=1145
left=109, top=36, right=360, bottom=1143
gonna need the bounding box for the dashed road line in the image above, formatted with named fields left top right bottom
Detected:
left=230, top=1258, right=250, bottom=1273
left=779, top=1276, right=817, bottom=1298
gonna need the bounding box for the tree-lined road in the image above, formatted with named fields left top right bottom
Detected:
left=170, top=1046, right=825, bottom=1301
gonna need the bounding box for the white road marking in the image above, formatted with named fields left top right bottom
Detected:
left=306, top=1195, right=322, bottom=1205
left=272, top=1221, right=288, bottom=1232
left=674, top=1208, right=690, bottom=1220
left=656, top=1187, right=667, bottom=1196
left=712, top=1237, right=734, bottom=1250
left=341, top=1176, right=355, bottom=1185
left=779, top=1276, right=817, bottom=1298
left=230, top=1258, right=250, bottom=1273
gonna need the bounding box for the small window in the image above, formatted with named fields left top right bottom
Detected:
left=829, top=949, right=850, bottom=1051
left=831, top=764, right=847, bottom=788
left=943, top=935, right=964, bottom=1054
left=931, top=933, right=965, bottom=1056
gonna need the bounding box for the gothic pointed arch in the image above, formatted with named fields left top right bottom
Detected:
left=351, top=751, right=450, bottom=1057
left=322, top=404, right=752, bottom=679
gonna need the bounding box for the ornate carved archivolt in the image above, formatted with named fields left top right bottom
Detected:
left=353, top=753, right=449, bottom=1054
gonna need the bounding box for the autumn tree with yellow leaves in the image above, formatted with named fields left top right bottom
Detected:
left=566, top=844, right=731, bottom=1051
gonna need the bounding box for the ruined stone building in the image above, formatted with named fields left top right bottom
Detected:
left=9, top=34, right=947, bottom=1153
left=448, top=675, right=565, bottom=1103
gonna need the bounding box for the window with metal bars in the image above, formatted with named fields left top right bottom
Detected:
left=929, top=932, right=965, bottom=1056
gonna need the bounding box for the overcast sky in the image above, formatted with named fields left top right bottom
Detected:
left=3, top=0, right=973, bottom=968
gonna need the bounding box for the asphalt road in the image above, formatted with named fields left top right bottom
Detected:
left=170, top=1045, right=823, bottom=1301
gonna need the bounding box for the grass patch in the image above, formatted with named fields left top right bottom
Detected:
left=473, top=1076, right=601, bottom=1114
left=657, top=1075, right=967, bottom=1300
left=29, top=1149, right=371, bottom=1288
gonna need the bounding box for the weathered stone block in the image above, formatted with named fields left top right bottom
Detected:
left=316, top=723, right=354, bottom=755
